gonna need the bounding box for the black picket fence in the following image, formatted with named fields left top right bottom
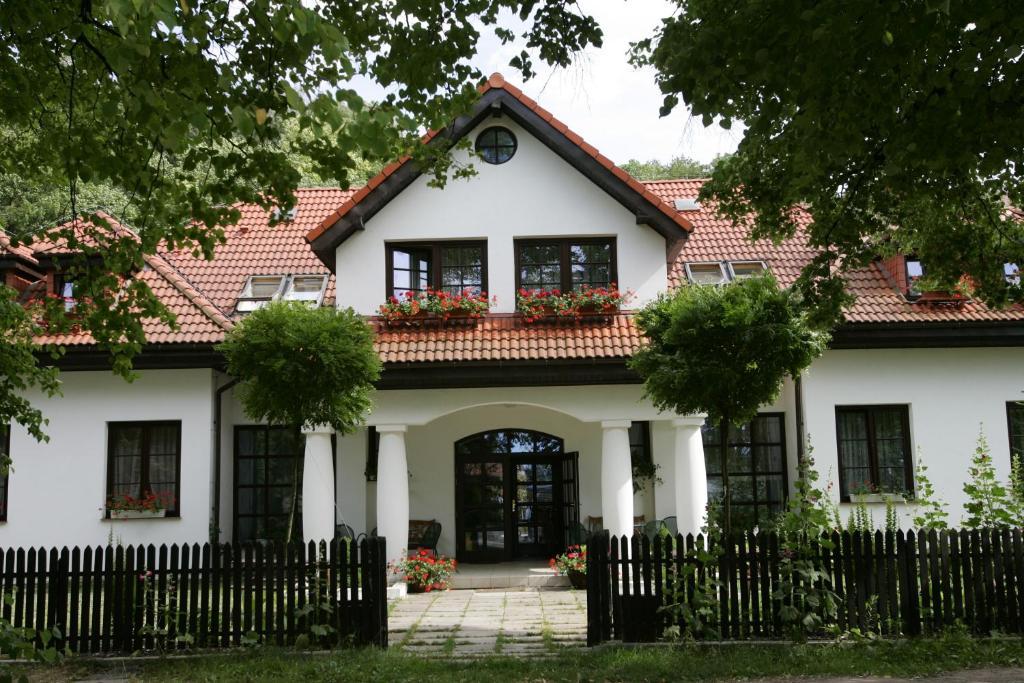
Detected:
left=0, top=537, right=388, bottom=653
left=587, top=528, right=1024, bottom=644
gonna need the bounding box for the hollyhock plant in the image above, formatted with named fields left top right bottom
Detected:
left=389, top=549, right=458, bottom=592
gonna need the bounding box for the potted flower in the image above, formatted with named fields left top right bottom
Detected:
left=107, top=490, right=175, bottom=519
left=569, top=284, right=632, bottom=315
left=549, top=545, right=587, bottom=589
left=390, top=549, right=458, bottom=592
left=378, top=289, right=492, bottom=324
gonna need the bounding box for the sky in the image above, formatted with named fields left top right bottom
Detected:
left=351, top=1, right=741, bottom=166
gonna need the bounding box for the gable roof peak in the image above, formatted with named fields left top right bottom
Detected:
left=487, top=72, right=507, bottom=88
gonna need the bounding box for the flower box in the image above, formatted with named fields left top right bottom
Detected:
left=517, top=285, right=632, bottom=323
left=109, top=509, right=167, bottom=520
left=379, top=289, right=493, bottom=326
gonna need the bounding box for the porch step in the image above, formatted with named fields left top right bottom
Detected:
left=450, top=561, right=571, bottom=590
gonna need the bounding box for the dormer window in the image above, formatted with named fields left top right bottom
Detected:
left=728, top=261, right=767, bottom=280
left=236, top=274, right=327, bottom=312
left=1006, top=263, right=1020, bottom=286
left=684, top=262, right=728, bottom=285
left=905, top=257, right=924, bottom=297
left=54, top=273, right=76, bottom=312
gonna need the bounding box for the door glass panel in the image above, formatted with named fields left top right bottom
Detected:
left=535, top=464, right=553, bottom=482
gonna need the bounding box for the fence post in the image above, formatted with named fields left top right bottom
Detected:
left=586, top=530, right=609, bottom=646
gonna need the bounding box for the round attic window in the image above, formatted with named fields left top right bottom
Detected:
left=475, top=126, right=517, bottom=164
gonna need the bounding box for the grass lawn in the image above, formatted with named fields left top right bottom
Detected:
left=23, top=634, right=1024, bottom=682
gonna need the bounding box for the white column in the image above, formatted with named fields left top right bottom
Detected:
left=301, top=424, right=335, bottom=544
left=375, top=425, right=409, bottom=574
left=601, top=420, right=635, bottom=538
left=673, top=415, right=708, bottom=537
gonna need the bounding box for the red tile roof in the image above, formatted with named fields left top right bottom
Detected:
left=4, top=213, right=231, bottom=346
left=161, top=187, right=354, bottom=314
left=646, top=179, right=1024, bottom=325
left=374, top=314, right=644, bottom=363
left=306, top=73, right=693, bottom=246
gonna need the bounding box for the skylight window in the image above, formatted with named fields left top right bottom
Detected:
left=236, top=275, right=286, bottom=312
left=236, top=274, right=328, bottom=313
left=684, top=262, right=729, bottom=285
left=283, top=275, right=328, bottom=303
left=728, top=261, right=768, bottom=280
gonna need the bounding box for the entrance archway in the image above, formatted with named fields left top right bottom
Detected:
left=454, top=429, right=579, bottom=563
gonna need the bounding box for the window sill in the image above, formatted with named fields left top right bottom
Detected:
left=843, top=493, right=909, bottom=504
left=103, top=511, right=180, bottom=521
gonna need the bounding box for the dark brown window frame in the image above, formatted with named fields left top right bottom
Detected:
left=233, top=425, right=304, bottom=543
left=106, top=421, right=182, bottom=517
left=1008, top=401, right=1024, bottom=465
left=0, top=424, right=8, bottom=522
left=366, top=426, right=379, bottom=482
left=702, top=412, right=789, bottom=528
left=835, top=405, right=914, bottom=500
left=384, top=241, right=488, bottom=299
left=513, top=237, right=618, bottom=294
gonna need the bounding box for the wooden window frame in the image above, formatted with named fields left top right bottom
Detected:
left=1007, top=401, right=1024, bottom=464
left=106, top=421, right=182, bottom=517
left=835, top=405, right=914, bottom=501
left=513, top=237, right=618, bottom=294
left=702, top=413, right=789, bottom=528
left=384, top=241, right=488, bottom=299
left=233, top=425, right=304, bottom=543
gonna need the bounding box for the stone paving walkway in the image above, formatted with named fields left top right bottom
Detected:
left=388, top=588, right=587, bottom=657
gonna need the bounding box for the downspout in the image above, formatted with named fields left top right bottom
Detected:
left=212, top=376, right=239, bottom=544
left=795, top=374, right=806, bottom=466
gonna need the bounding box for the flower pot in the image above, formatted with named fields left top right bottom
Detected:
left=109, top=509, right=167, bottom=520
left=567, top=569, right=587, bottom=590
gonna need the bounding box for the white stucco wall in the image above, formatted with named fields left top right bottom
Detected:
left=333, top=118, right=669, bottom=315
left=802, top=347, right=1024, bottom=526
left=4, top=369, right=216, bottom=549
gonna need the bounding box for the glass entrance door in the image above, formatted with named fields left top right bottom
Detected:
left=455, top=429, right=570, bottom=563
left=513, top=459, right=560, bottom=557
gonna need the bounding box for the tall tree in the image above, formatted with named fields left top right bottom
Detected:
left=619, top=155, right=717, bottom=181
left=634, top=1, right=1024, bottom=319
left=0, top=0, right=601, bottom=437
left=629, top=275, right=829, bottom=533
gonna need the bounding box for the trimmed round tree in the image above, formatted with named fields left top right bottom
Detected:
left=629, top=274, right=829, bottom=534
left=219, top=302, right=381, bottom=432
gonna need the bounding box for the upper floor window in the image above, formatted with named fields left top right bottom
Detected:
left=107, top=421, right=181, bottom=516
left=835, top=405, right=912, bottom=499
left=475, top=126, right=517, bottom=165
left=1008, top=402, right=1024, bottom=465
left=905, top=257, right=925, bottom=296
left=684, top=260, right=768, bottom=285
left=1005, top=263, right=1020, bottom=286
left=515, top=238, right=616, bottom=293
left=685, top=262, right=729, bottom=285
left=54, top=272, right=76, bottom=312
left=236, top=274, right=328, bottom=312
left=385, top=242, right=487, bottom=299
left=728, top=261, right=767, bottom=280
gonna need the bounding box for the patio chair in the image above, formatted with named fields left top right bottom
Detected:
left=662, top=516, right=678, bottom=536
left=641, top=519, right=666, bottom=541
left=355, top=527, right=377, bottom=544
left=335, top=523, right=356, bottom=541
left=414, top=521, right=442, bottom=556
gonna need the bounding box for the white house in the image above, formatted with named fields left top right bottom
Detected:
left=2, top=75, right=1023, bottom=572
